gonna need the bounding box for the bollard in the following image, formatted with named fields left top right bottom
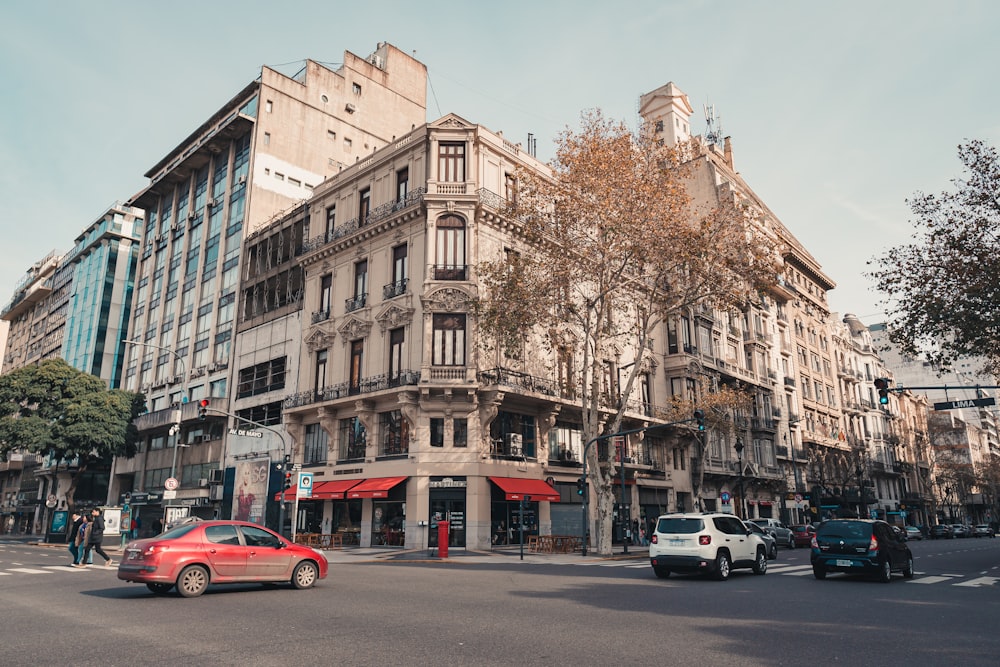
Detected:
left=437, top=520, right=450, bottom=558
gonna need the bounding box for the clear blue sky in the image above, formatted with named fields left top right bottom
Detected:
left=2, top=0, right=998, bottom=326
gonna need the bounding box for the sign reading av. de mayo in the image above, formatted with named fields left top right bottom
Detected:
left=933, top=397, right=996, bottom=411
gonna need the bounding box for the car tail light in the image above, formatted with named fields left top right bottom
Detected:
left=699, top=535, right=712, bottom=546
left=810, top=536, right=818, bottom=549
left=869, top=535, right=879, bottom=552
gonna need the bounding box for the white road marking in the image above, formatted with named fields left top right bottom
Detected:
left=7, top=568, right=51, bottom=574
left=954, top=576, right=998, bottom=588
left=909, top=575, right=956, bottom=584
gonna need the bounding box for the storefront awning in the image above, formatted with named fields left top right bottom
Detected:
left=489, top=476, right=560, bottom=502
left=346, top=476, right=408, bottom=499
left=274, top=479, right=364, bottom=502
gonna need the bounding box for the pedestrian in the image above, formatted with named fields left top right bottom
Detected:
left=151, top=517, right=162, bottom=535
left=68, top=512, right=83, bottom=565
left=74, top=515, right=93, bottom=565
left=80, top=508, right=114, bottom=568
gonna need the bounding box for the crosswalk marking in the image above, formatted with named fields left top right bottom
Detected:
left=954, top=576, right=999, bottom=588
left=909, top=575, right=957, bottom=584
left=7, top=567, right=51, bottom=574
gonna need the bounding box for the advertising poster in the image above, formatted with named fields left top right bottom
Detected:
left=232, top=459, right=269, bottom=524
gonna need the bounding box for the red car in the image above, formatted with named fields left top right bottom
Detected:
left=117, top=519, right=328, bottom=597
left=789, top=524, right=816, bottom=548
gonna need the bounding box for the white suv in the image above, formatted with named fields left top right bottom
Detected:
left=649, top=512, right=769, bottom=580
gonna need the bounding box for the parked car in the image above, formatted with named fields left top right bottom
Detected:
left=750, top=518, right=795, bottom=549
left=745, top=520, right=778, bottom=560
left=118, top=519, right=328, bottom=597
left=904, top=526, right=924, bottom=541
left=649, top=512, right=769, bottom=580
left=951, top=524, right=969, bottom=538
left=810, top=518, right=914, bottom=582
left=973, top=524, right=996, bottom=538
left=789, top=524, right=816, bottom=548
left=929, top=524, right=954, bottom=539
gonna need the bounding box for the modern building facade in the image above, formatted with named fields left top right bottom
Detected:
left=111, top=44, right=428, bottom=526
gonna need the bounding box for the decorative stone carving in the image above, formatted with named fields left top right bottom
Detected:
left=375, top=303, right=415, bottom=334
left=337, top=316, right=372, bottom=343
left=422, top=287, right=472, bottom=313
left=305, top=328, right=336, bottom=352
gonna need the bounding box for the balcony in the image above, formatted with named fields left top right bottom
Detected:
left=299, top=188, right=427, bottom=255
left=311, top=309, right=330, bottom=324
left=382, top=279, right=408, bottom=300
left=283, top=370, right=420, bottom=408
left=478, top=367, right=557, bottom=396
left=345, top=294, right=367, bottom=313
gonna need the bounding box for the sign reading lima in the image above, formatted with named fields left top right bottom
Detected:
left=933, top=397, right=996, bottom=411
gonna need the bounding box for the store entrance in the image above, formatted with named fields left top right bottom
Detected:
left=428, top=497, right=465, bottom=548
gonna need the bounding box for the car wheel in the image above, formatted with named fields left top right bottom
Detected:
left=176, top=565, right=210, bottom=598
left=291, top=561, right=319, bottom=590
left=146, top=582, right=173, bottom=595
left=653, top=566, right=671, bottom=579
left=878, top=559, right=892, bottom=583
left=752, top=548, right=768, bottom=575
left=903, top=555, right=914, bottom=579
left=788, top=535, right=795, bottom=549
left=713, top=552, right=731, bottom=581
left=769, top=543, right=778, bottom=560
left=812, top=564, right=826, bottom=580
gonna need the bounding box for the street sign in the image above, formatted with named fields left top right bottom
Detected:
left=162, top=489, right=177, bottom=500
left=45, top=495, right=57, bottom=509
left=164, top=477, right=179, bottom=490
left=298, top=472, right=314, bottom=498
left=933, top=397, right=996, bottom=410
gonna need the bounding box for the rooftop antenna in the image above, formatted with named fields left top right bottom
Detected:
left=704, top=104, right=723, bottom=147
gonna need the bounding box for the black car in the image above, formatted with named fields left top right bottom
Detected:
left=811, top=519, right=914, bottom=582
left=929, top=524, right=954, bottom=539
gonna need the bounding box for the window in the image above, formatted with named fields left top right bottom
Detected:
left=303, top=424, right=328, bottom=465
left=359, top=187, right=370, bottom=224
left=349, top=340, right=364, bottom=393
left=438, top=142, right=465, bottom=182
left=315, top=350, right=328, bottom=396
left=388, top=328, right=405, bottom=381
left=263, top=132, right=270, bottom=146
left=432, top=314, right=466, bottom=366
left=236, top=401, right=283, bottom=427
left=265, top=99, right=273, bottom=113
left=504, top=172, right=517, bottom=203
left=454, top=418, right=468, bottom=448
left=430, top=418, right=444, bottom=447
left=236, top=357, right=287, bottom=398
left=352, top=82, right=362, bottom=95
left=339, top=417, right=366, bottom=460
left=380, top=410, right=409, bottom=456
left=319, top=274, right=332, bottom=317
left=325, top=205, right=336, bottom=238
left=397, top=167, right=409, bottom=202
left=434, top=215, right=466, bottom=279
left=385, top=244, right=408, bottom=299
left=354, top=260, right=368, bottom=299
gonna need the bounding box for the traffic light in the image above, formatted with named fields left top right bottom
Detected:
left=576, top=476, right=587, bottom=496
left=693, top=409, right=705, bottom=431
left=283, top=471, right=294, bottom=490
left=874, top=378, right=890, bottom=405
left=198, top=398, right=210, bottom=420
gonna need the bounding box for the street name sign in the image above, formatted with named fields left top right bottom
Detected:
left=933, top=397, right=996, bottom=410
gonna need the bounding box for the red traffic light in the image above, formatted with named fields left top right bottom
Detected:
left=198, top=399, right=210, bottom=407
left=198, top=398, right=210, bottom=420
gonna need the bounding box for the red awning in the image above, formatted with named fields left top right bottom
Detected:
left=274, top=479, right=363, bottom=502
left=346, top=476, right=408, bottom=499
left=489, top=476, right=560, bottom=502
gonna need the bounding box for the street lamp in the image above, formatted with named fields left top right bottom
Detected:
left=734, top=438, right=746, bottom=519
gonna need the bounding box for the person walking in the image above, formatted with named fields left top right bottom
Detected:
left=81, top=508, right=114, bottom=567
left=67, top=512, right=83, bottom=565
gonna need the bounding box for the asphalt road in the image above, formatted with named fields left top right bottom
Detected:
left=1, top=536, right=997, bottom=666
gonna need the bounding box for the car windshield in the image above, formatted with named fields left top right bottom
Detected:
left=657, top=517, right=704, bottom=534
left=156, top=523, right=202, bottom=540
left=792, top=526, right=808, bottom=533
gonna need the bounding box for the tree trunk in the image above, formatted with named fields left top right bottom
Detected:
left=595, top=478, right=615, bottom=555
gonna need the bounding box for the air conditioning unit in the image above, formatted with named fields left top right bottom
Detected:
left=200, top=435, right=213, bottom=443
left=238, top=174, right=247, bottom=184
left=198, top=478, right=209, bottom=488
left=187, top=212, right=197, bottom=221
left=345, top=102, right=357, bottom=113
left=209, top=485, right=224, bottom=501
left=209, top=469, right=224, bottom=484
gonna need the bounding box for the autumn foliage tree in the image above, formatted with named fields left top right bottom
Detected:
left=869, top=139, right=1000, bottom=376
left=0, top=358, right=144, bottom=512
left=474, top=110, right=780, bottom=554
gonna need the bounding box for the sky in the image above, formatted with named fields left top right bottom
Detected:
left=2, top=0, right=999, bottom=329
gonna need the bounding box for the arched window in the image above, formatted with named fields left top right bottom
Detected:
left=434, top=215, right=466, bottom=280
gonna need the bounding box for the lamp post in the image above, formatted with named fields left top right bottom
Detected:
left=856, top=463, right=865, bottom=518
left=734, top=438, right=746, bottom=519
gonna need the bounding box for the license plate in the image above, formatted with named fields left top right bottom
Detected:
left=669, top=539, right=685, bottom=546
left=127, top=550, right=140, bottom=560
left=835, top=559, right=853, bottom=567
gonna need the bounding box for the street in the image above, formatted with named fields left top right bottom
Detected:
left=1, top=537, right=998, bottom=666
